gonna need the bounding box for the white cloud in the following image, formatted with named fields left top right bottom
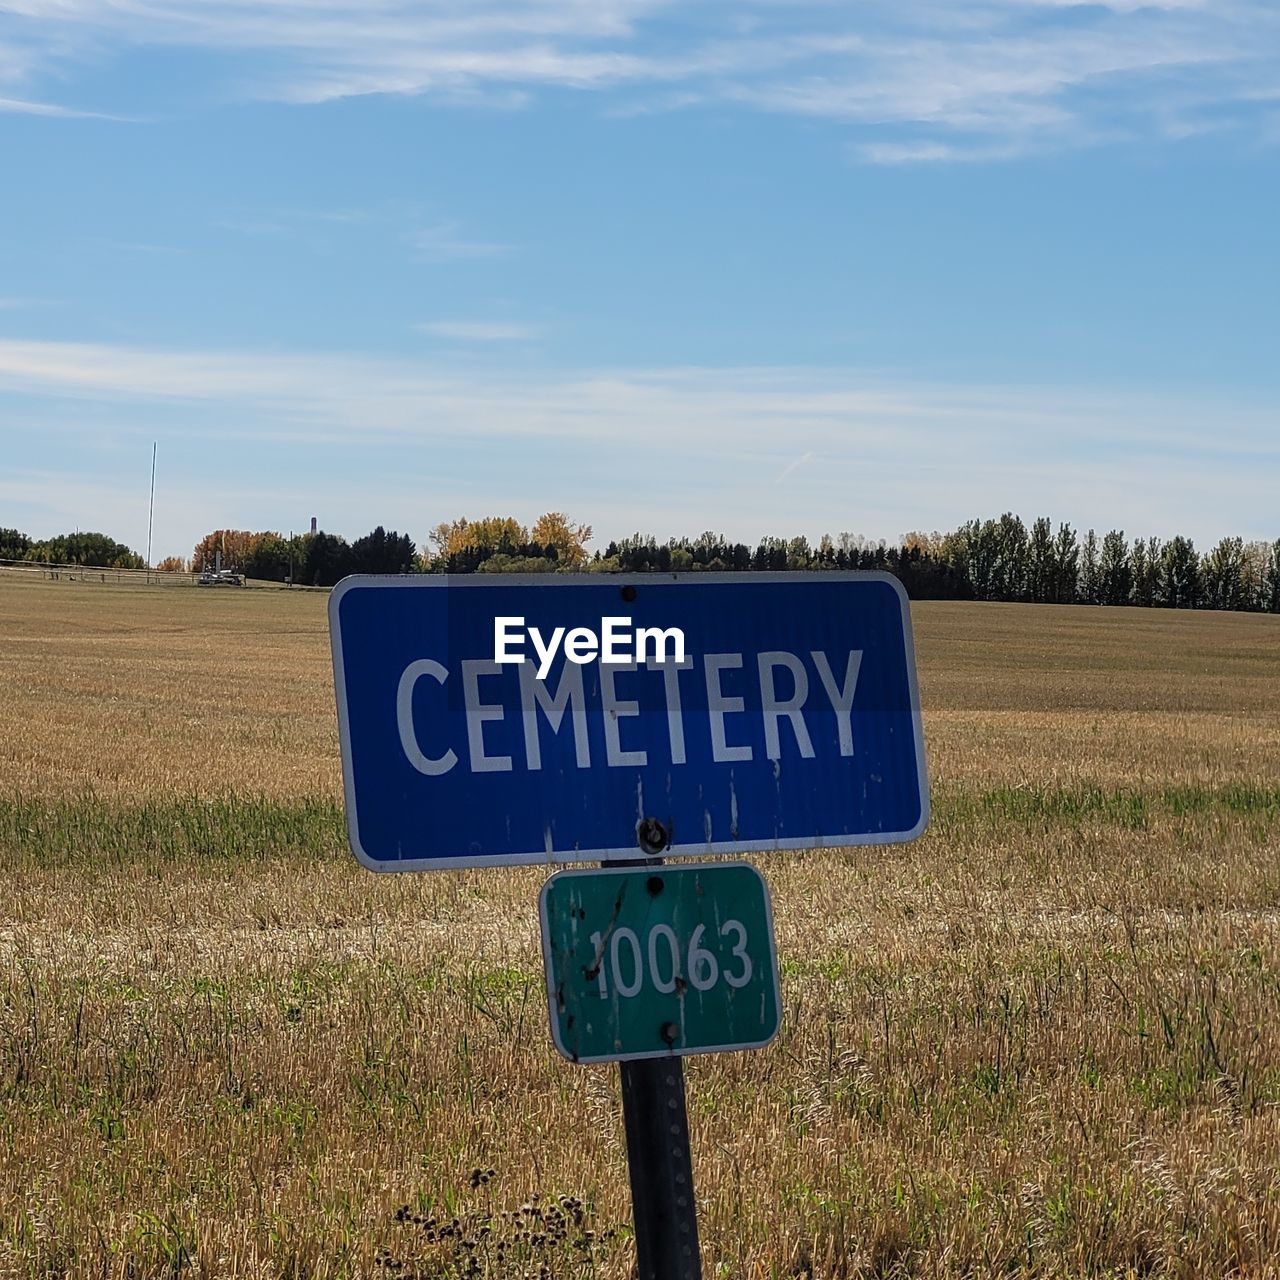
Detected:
left=405, top=222, right=510, bottom=261
left=80, top=236, right=187, bottom=255
left=0, top=337, right=1276, bottom=554
left=0, top=337, right=1275, bottom=459
left=775, top=451, right=814, bottom=484
left=0, top=95, right=129, bottom=118
left=855, top=139, right=1032, bottom=165
left=1, top=1, right=1276, bottom=158
left=416, top=320, right=539, bottom=341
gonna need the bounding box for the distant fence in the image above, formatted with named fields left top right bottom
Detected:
left=0, top=558, right=200, bottom=587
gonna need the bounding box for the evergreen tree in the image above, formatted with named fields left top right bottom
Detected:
left=965, top=520, right=1001, bottom=600
left=1027, top=517, right=1055, bottom=603
left=1079, top=530, right=1100, bottom=603
left=351, top=526, right=416, bottom=575
left=1160, top=536, right=1201, bottom=609
left=304, top=531, right=354, bottom=587
left=1099, top=530, right=1132, bottom=605
left=1201, top=536, right=1246, bottom=611
left=993, top=512, right=1029, bottom=600
left=1264, top=539, right=1280, bottom=614
left=1052, top=523, right=1079, bottom=602
left=1130, top=536, right=1161, bottom=607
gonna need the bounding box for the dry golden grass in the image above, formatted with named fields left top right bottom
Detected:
left=0, top=577, right=338, bottom=799
left=4, top=576, right=1278, bottom=798
left=917, top=602, right=1280, bottom=791
left=2, top=574, right=1280, bottom=1278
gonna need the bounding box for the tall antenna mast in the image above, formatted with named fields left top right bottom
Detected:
left=146, top=441, right=157, bottom=583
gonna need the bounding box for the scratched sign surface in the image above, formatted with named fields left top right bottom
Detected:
left=329, top=571, right=928, bottom=871
left=540, top=863, right=780, bottom=1063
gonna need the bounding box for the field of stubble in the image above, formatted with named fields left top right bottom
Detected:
left=2, top=574, right=1280, bottom=1279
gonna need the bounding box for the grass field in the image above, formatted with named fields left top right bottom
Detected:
left=2, top=574, right=1280, bottom=1278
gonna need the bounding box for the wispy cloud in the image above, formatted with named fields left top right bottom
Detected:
left=855, top=139, right=1033, bottom=165
left=0, top=336, right=1275, bottom=452
left=1, top=1, right=1276, bottom=159
left=775, top=451, right=814, bottom=484
left=405, top=222, right=510, bottom=261
left=1, top=337, right=1276, bottom=552
left=80, top=236, right=188, bottom=256
left=0, top=94, right=127, bottom=119
left=416, top=320, right=538, bottom=341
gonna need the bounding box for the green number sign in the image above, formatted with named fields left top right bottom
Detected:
left=539, top=862, right=780, bottom=1064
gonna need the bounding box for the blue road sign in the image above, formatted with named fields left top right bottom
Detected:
left=329, top=572, right=928, bottom=871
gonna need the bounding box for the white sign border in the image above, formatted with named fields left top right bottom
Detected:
left=328, top=570, right=930, bottom=873
left=538, top=860, right=783, bottom=1065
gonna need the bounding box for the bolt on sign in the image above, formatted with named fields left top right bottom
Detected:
left=541, top=863, right=779, bottom=1064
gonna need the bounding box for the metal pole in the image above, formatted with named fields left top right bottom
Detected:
left=613, top=851, right=702, bottom=1280
left=145, top=441, right=156, bottom=584
left=620, top=1055, right=702, bottom=1280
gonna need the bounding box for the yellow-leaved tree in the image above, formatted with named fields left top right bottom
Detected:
left=430, top=516, right=529, bottom=558
left=191, top=529, right=258, bottom=571
left=531, top=512, right=592, bottom=567
left=902, top=530, right=947, bottom=558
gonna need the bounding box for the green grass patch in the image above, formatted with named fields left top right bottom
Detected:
left=0, top=793, right=346, bottom=866
left=935, top=782, right=1280, bottom=833
left=1, top=782, right=1278, bottom=869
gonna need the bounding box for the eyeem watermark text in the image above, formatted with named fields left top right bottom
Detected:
left=495, top=616, right=686, bottom=679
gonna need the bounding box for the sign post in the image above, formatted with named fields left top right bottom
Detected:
left=328, top=571, right=929, bottom=1277
left=621, top=1048, right=701, bottom=1279
left=539, top=858, right=780, bottom=1279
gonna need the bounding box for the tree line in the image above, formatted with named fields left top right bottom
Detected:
left=593, top=519, right=1280, bottom=613
left=0, top=528, right=144, bottom=570
left=6, top=513, right=1279, bottom=613
left=187, top=513, right=594, bottom=585
left=211, top=511, right=1279, bottom=612
left=189, top=527, right=417, bottom=584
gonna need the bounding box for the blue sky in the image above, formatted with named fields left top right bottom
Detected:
left=0, top=0, right=1276, bottom=563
